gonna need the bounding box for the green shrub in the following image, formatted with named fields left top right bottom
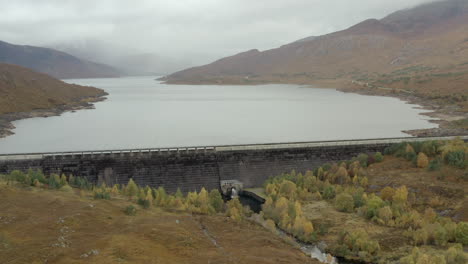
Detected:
left=455, top=222, right=468, bottom=245
left=357, top=154, right=369, bottom=167
left=60, top=185, right=74, bottom=193
left=94, top=188, right=111, bottom=200
left=374, top=152, right=384, bottom=162
left=28, top=169, right=47, bottom=184
left=48, top=174, right=62, bottom=189
left=335, top=193, right=355, bottom=213
left=10, top=170, right=25, bottom=182
left=428, top=158, right=442, bottom=171
left=338, top=229, right=380, bottom=259
left=323, top=185, right=336, bottom=200
left=384, top=142, right=406, bottom=156
left=209, top=189, right=224, bottom=213
left=445, top=244, right=467, bottom=264
left=366, top=195, right=385, bottom=219
left=124, top=205, right=137, bottom=216
left=420, top=141, right=441, bottom=157
left=445, top=151, right=466, bottom=169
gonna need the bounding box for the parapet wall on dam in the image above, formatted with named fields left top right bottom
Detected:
left=0, top=136, right=466, bottom=193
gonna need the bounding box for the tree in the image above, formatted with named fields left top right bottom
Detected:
left=60, top=174, right=68, bottom=186
left=279, top=180, right=297, bottom=199
left=274, top=197, right=289, bottom=223
left=293, top=216, right=314, bottom=238
left=197, top=188, right=213, bottom=214
left=209, top=189, right=224, bottom=213
left=175, top=188, right=184, bottom=199
left=359, top=177, right=369, bottom=188
left=323, top=185, right=336, bottom=200
left=125, top=179, right=139, bottom=199
left=226, top=198, right=243, bottom=221
left=366, top=195, right=385, bottom=219
left=380, top=186, right=395, bottom=201
left=154, top=187, right=167, bottom=207
left=417, top=152, right=429, bottom=168
left=334, top=167, right=350, bottom=184
left=393, top=186, right=408, bottom=205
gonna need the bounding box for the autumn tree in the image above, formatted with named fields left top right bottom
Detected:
left=125, top=179, right=139, bottom=200
left=380, top=186, right=395, bottom=201
left=209, top=189, right=224, bottom=213
left=279, top=180, right=297, bottom=200
left=393, top=186, right=408, bottom=205
left=226, top=198, right=243, bottom=221
left=417, top=152, right=429, bottom=168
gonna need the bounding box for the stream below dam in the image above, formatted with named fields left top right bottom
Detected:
left=238, top=192, right=364, bottom=264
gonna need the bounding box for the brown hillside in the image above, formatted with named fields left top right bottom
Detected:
left=0, top=63, right=107, bottom=115
left=0, top=183, right=318, bottom=264
left=163, top=0, right=468, bottom=100
left=0, top=40, right=120, bottom=79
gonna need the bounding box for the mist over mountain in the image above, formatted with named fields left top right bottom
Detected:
left=0, top=40, right=120, bottom=79
left=50, top=39, right=206, bottom=76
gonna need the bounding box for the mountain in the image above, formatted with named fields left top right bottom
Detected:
left=162, top=0, right=468, bottom=99
left=0, top=63, right=107, bottom=116
left=0, top=40, right=121, bottom=79
left=51, top=40, right=196, bottom=76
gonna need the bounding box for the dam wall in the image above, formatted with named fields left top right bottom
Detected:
left=0, top=136, right=465, bottom=192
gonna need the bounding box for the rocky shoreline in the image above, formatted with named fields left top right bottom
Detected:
left=0, top=95, right=107, bottom=139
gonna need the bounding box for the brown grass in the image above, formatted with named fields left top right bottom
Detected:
left=0, top=183, right=318, bottom=264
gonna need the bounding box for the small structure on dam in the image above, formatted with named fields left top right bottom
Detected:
left=220, top=180, right=243, bottom=198
left=0, top=136, right=466, bottom=193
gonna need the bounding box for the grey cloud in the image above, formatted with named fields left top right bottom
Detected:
left=1, top=0, right=436, bottom=64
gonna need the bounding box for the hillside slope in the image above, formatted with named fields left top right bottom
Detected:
left=0, top=182, right=317, bottom=264
left=0, top=40, right=120, bottom=79
left=0, top=63, right=106, bottom=115
left=163, top=0, right=468, bottom=99
left=0, top=63, right=107, bottom=137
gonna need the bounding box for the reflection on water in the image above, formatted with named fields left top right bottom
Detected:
left=0, top=76, right=436, bottom=154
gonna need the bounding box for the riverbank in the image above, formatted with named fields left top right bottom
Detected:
left=0, top=94, right=107, bottom=139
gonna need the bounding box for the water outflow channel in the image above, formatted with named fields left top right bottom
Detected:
left=237, top=191, right=361, bottom=264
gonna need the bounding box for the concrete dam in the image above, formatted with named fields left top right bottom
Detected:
left=0, top=136, right=466, bottom=193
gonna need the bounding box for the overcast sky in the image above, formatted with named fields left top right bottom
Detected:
left=1, top=0, right=436, bottom=63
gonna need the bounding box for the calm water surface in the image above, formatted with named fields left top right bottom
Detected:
left=0, top=76, right=436, bottom=154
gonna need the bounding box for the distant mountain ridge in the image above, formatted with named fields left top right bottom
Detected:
left=162, top=0, right=468, bottom=99
left=0, top=40, right=120, bottom=79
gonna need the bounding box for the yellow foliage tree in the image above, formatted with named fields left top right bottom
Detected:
left=417, top=152, right=429, bottom=168
left=125, top=179, right=139, bottom=200
left=393, top=186, right=408, bottom=205
left=380, top=186, right=395, bottom=201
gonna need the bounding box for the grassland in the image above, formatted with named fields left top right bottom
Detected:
left=0, top=178, right=317, bottom=264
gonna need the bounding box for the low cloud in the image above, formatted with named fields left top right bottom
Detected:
left=1, top=0, right=436, bottom=63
